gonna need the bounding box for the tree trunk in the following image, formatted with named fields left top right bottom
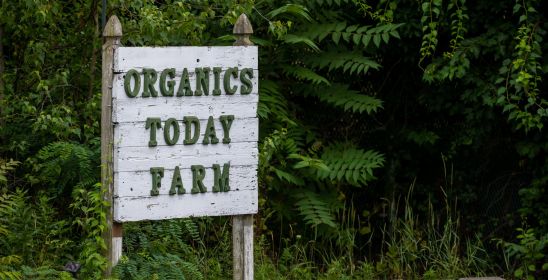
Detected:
left=0, top=25, right=5, bottom=124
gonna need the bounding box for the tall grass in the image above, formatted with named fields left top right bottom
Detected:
left=377, top=183, right=491, bottom=279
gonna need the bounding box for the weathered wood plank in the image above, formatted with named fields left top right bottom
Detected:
left=113, top=100, right=258, bottom=123
left=114, top=118, right=258, bottom=147
left=114, top=46, right=258, bottom=72
left=113, top=188, right=258, bottom=222
left=114, top=142, right=257, bottom=172
left=112, top=70, right=259, bottom=101
left=114, top=165, right=257, bottom=197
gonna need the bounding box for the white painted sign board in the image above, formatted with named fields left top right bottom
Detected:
left=112, top=46, right=258, bottom=222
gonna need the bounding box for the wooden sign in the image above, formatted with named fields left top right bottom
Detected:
left=111, top=46, right=259, bottom=222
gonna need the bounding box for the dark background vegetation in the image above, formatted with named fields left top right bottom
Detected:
left=1, top=0, right=547, bottom=279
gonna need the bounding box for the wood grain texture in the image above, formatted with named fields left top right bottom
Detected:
left=114, top=46, right=258, bottom=72
left=113, top=100, right=258, bottom=123
left=115, top=165, right=257, bottom=197
left=114, top=189, right=257, bottom=222
left=102, top=15, right=123, bottom=271
left=112, top=70, right=259, bottom=101
left=115, top=118, right=258, bottom=147
left=232, top=13, right=255, bottom=280
left=112, top=237, right=123, bottom=265
left=114, top=142, right=258, bottom=172
left=112, top=45, right=258, bottom=222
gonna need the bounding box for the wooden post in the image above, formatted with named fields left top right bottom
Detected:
left=232, top=13, right=255, bottom=280
left=101, top=15, right=123, bottom=275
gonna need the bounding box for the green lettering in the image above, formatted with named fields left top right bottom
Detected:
left=142, top=68, right=158, bottom=97
left=124, top=69, right=140, bottom=98
left=146, top=117, right=162, bottom=147
left=160, top=68, right=176, bottom=96
left=195, top=67, right=210, bottom=96
left=191, top=165, right=207, bottom=193
left=150, top=167, right=164, bottom=196
left=219, top=115, right=234, bottom=144
left=240, top=68, right=254, bottom=95
left=169, top=166, right=185, bottom=195
left=212, top=67, right=222, bottom=95
left=223, top=67, right=238, bottom=95
left=202, top=116, right=219, bottom=145
left=177, top=68, right=193, bottom=96
left=183, top=116, right=200, bottom=145
left=163, top=118, right=180, bottom=146
left=212, top=163, right=230, bottom=192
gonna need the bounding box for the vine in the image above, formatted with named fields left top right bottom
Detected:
left=419, top=0, right=443, bottom=65
left=496, top=0, right=546, bottom=131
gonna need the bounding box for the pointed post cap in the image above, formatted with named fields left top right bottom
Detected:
left=233, top=14, right=253, bottom=46
left=233, top=13, right=253, bottom=35
left=103, top=15, right=123, bottom=38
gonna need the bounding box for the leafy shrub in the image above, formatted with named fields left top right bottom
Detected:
left=0, top=190, right=71, bottom=267
left=70, top=183, right=108, bottom=279
left=0, top=190, right=72, bottom=279
left=498, top=227, right=548, bottom=280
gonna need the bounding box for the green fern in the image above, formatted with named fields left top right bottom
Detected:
left=258, top=80, right=293, bottom=124
left=0, top=255, right=22, bottom=280
left=0, top=271, right=22, bottom=280
left=306, top=50, right=381, bottom=75
left=305, top=84, right=383, bottom=114
left=301, top=22, right=404, bottom=48
left=0, top=191, right=72, bottom=278
left=33, top=142, right=98, bottom=196
left=20, top=266, right=72, bottom=280
left=312, top=0, right=351, bottom=6
left=316, top=143, right=385, bottom=186
left=273, top=168, right=305, bottom=186
left=294, top=190, right=337, bottom=228
left=182, top=218, right=202, bottom=245
left=179, top=260, right=204, bottom=280
left=114, top=253, right=203, bottom=280
left=266, top=4, right=312, bottom=21
left=282, top=65, right=330, bottom=85
left=0, top=159, right=19, bottom=184
left=289, top=153, right=330, bottom=172
left=284, top=34, right=321, bottom=51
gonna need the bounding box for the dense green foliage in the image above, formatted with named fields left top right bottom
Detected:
left=1, top=0, right=548, bottom=279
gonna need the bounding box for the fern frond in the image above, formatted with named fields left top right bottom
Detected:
left=267, top=4, right=312, bottom=22
left=304, top=84, right=383, bottom=114
left=258, top=80, right=293, bottom=124
left=182, top=218, right=202, bottom=245
left=316, top=143, right=384, bottom=186
left=300, top=22, right=404, bottom=48
left=294, top=191, right=337, bottom=228
left=288, top=153, right=329, bottom=172
left=283, top=66, right=330, bottom=85
left=114, top=253, right=203, bottom=280
left=0, top=159, right=19, bottom=184
left=273, top=168, right=305, bottom=186
left=284, top=34, right=320, bottom=51
left=286, top=126, right=309, bottom=149
left=306, top=50, right=381, bottom=75
left=20, top=266, right=69, bottom=279
left=34, top=142, right=98, bottom=194
left=312, top=0, right=351, bottom=6
left=0, top=255, right=21, bottom=266
left=0, top=271, right=22, bottom=280
left=180, top=261, right=203, bottom=280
